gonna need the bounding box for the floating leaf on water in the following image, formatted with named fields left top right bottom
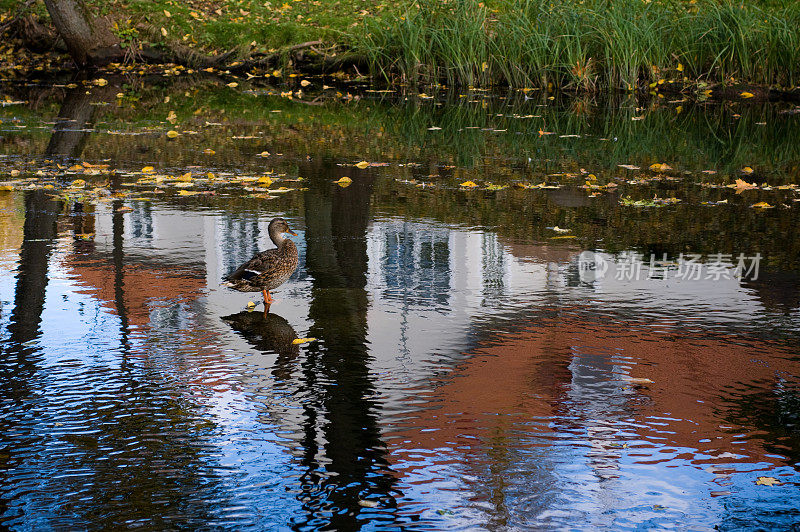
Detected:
left=358, top=500, right=379, bottom=508
left=649, top=163, right=672, bottom=172
left=116, top=206, right=133, bottom=213
left=751, top=202, right=773, bottom=209
left=257, top=151, right=271, bottom=157
left=740, top=92, right=755, bottom=99
left=0, top=185, right=13, bottom=191
left=257, top=176, right=273, bottom=186
left=618, top=164, right=640, bottom=170
left=246, top=301, right=256, bottom=311
left=70, top=179, right=86, bottom=188
left=166, top=130, right=180, bottom=139
left=755, top=476, right=782, bottom=486
left=548, top=226, right=571, bottom=233
left=300, top=79, right=311, bottom=87
left=550, top=235, right=578, bottom=239
left=175, top=172, right=193, bottom=182
left=734, top=178, right=757, bottom=192
left=355, top=161, right=370, bottom=169
left=227, top=82, right=239, bottom=88
left=292, top=337, right=317, bottom=345
left=203, top=148, right=216, bottom=155
left=741, top=166, right=754, bottom=174
left=621, top=376, right=654, bottom=384
left=94, top=78, right=108, bottom=87
left=460, top=181, right=478, bottom=188
left=335, top=177, right=352, bottom=187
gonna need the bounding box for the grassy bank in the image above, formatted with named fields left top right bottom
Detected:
left=2, top=0, right=799, bottom=89
left=358, top=0, right=800, bottom=89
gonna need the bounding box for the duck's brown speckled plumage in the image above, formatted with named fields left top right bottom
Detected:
left=223, top=218, right=299, bottom=298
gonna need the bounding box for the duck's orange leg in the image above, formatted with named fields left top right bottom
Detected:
left=261, top=289, right=273, bottom=316
left=261, top=289, right=274, bottom=305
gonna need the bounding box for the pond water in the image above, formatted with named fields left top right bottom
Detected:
left=1, top=75, right=799, bottom=530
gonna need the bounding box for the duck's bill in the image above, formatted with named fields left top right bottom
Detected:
left=286, top=230, right=297, bottom=236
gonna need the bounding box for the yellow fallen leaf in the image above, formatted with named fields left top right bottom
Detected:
left=227, top=82, right=239, bottom=88
left=166, top=130, right=180, bottom=139
left=649, top=163, right=673, bottom=172
left=550, top=235, right=578, bottom=239
left=741, top=166, right=754, bottom=174
left=166, top=110, right=177, bottom=124
left=161, top=27, right=168, bottom=37
left=460, top=181, right=479, bottom=188
left=178, top=190, right=200, bottom=196
left=676, top=63, right=684, bottom=72
left=257, top=151, right=270, bottom=157
left=164, top=9, right=171, bottom=17
left=246, top=301, right=256, bottom=311
left=734, top=178, right=757, bottom=192
left=203, top=148, right=216, bottom=155
left=94, top=78, right=108, bottom=87
left=257, top=176, right=273, bottom=186
left=70, top=179, right=86, bottom=188
left=740, top=91, right=754, bottom=99
left=175, top=172, right=193, bottom=182
left=142, top=166, right=155, bottom=173
left=751, top=201, right=773, bottom=209
left=0, top=185, right=13, bottom=191
left=336, top=176, right=352, bottom=187
left=292, top=337, right=317, bottom=345
left=355, top=161, right=370, bottom=169
left=755, top=476, right=782, bottom=486
left=300, top=79, right=311, bottom=87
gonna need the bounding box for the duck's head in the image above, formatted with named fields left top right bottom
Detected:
left=269, top=217, right=297, bottom=237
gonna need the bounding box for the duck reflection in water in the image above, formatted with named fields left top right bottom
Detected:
left=221, top=310, right=300, bottom=380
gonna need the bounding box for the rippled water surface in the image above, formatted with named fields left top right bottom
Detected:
left=1, top=76, right=799, bottom=530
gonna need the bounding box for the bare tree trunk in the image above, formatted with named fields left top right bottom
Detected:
left=42, top=0, right=120, bottom=66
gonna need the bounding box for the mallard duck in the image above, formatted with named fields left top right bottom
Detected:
left=222, top=217, right=299, bottom=307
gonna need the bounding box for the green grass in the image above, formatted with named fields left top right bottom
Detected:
left=358, top=0, right=800, bottom=89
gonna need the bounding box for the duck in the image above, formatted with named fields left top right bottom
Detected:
left=222, top=217, right=299, bottom=308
